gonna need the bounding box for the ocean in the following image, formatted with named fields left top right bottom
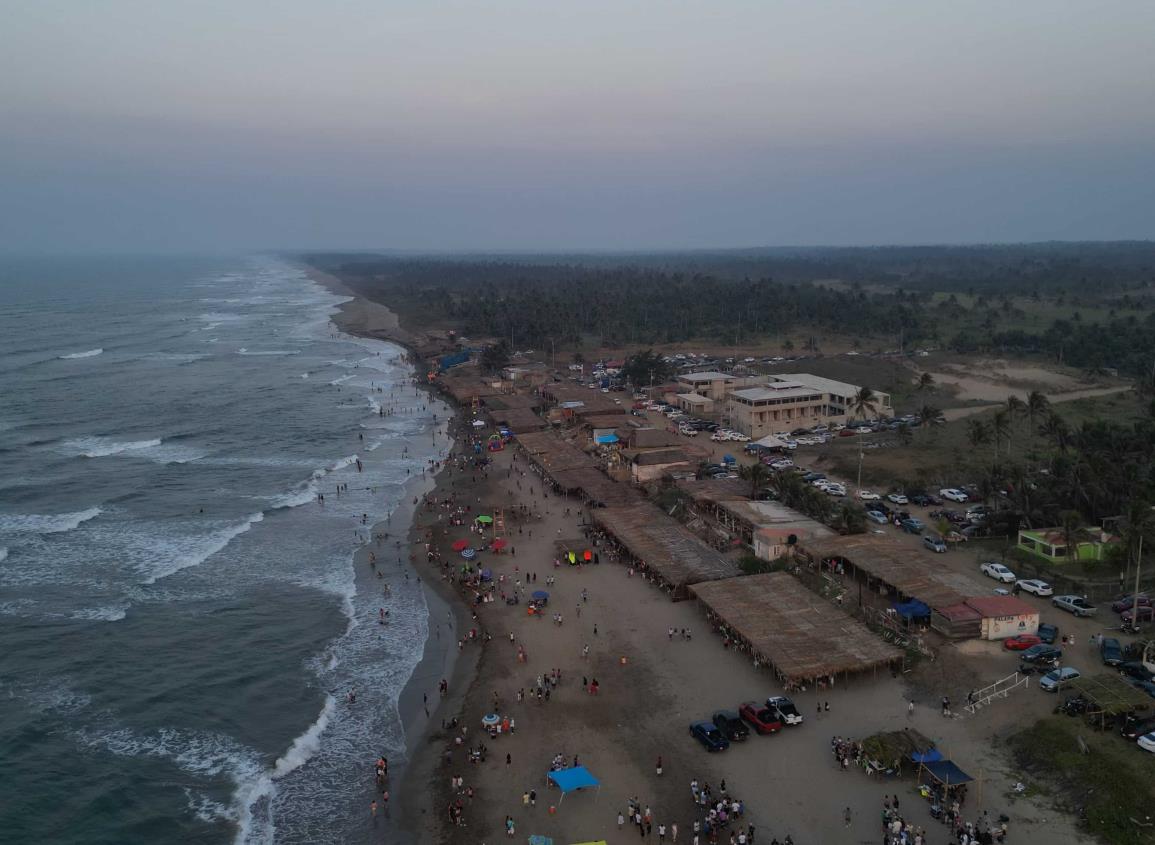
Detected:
left=0, top=256, right=445, bottom=844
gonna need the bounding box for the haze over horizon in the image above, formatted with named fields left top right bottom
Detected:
left=3, top=1, right=1154, bottom=253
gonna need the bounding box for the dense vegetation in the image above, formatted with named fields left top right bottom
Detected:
left=309, top=242, right=1155, bottom=378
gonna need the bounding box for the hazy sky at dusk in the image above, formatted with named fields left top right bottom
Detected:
left=2, top=1, right=1153, bottom=252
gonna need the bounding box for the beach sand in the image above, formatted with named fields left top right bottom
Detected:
left=315, top=267, right=1083, bottom=845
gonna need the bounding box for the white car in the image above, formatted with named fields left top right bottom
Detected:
left=857, top=490, right=881, bottom=502
left=1138, top=732, right=1155, bottom=754
left=886, top=493, right=909, bottom=505
left=981, top=561, right=1017, bottom=583
left=825, top=486, right=847, bottom=497
left=1015, top=579, right=1053, bottom=597
left=939, top=488, right=969, bottom=503
left=770, top=460, right=793, bottom=470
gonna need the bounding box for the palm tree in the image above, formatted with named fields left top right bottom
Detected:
left=836, top=502, right=867, bottom=535
left=967, top=419, right=992, bottom=450
left=917, top=372, right=935, bottom=391
left=1038, top=411, right=1070, bottom=452
left=918, top=404, right=945, bottom=439
left=1058, top=509, right=1084, bottom=562
left=991, top=409, right=1012, bottom=462
left=738, top=462, right=772, bottom=499
left=851, top=387, right=878, bottom=421
left=1026, top=391, right=1050, bottom=433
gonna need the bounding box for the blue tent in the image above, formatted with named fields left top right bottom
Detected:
left=595, top=433, right=619, bottom=444
left=920, top=759, right=973, bottom=786
left=894, top=599, right=931, bottom=620
left=548, top=766, right=601, bottom=801
left=910, top=748, right=943, bottom=763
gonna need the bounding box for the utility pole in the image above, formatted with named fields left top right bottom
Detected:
left=1131, top=535, right=1143, bottom=633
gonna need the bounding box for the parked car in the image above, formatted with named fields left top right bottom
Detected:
left=939, top=488, right=969, bottom=503
left=1037, top=622, right=1059, bottom=644
left=689, top=720, right=730, bottom=752
left=923, top=535, right=948, bottom=553
left=738, top=701, right=782, bottom=734
left=1111, top=594, right=1151, bottom=613
left=981, top=562, right=1017, bottom=583
left=1119, top=714, right=1155, bottom=740
left=1039, top=666, right=1082, bottom=692
left=1101, top=637, right=1125, bottom=666
left=1004, top=634, right=1043, bottom=651
left=1122, top=606, right=1155, bottom=625
left=712, top=710, right=750, bottom=742
left=1052, top=595, right=1097, bottom=617
left=866, top=510, right=888, bottom=525
left=765, top=695, right=803, bottom=726
left=910, top=494, right=942, bottom=507
left=1119, top=661, right=1155, bottom=682
left=1015, top=579, right=1053, bottom=597
left=887, top=492, right=909, bottom=505
left=899, top=517, right=925, bottom=534
left=1130, top=680, right=1155, bottom=699
left=1020, top=643, right=1063, bottom=663
left=1139, top=732, right=1155, bottom=753
left=857, top=490, right=881, bottom=502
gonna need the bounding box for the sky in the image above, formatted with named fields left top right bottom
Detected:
left=2, top=1, right=1154, bottom=252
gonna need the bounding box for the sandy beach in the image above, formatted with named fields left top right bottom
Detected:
left=317, top=271, right=1086, bottom=845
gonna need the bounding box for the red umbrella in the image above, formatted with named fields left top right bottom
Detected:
left=583, top=549, right=592, bottom=561
left=492, top=539, right=508, bottom=551
left=451, top=539, right=470, bottom=551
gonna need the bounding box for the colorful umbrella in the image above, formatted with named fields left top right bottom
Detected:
left=492, top=539, right=507, bottom=551
left=532, top=591, right=549, bottom=601
left=481, top=713, right=500, bottom=726
left=451, top=539, right=470, bottom=551
left=475, top=515, right=493, bottom=524
left=461, top=548, right=477, bottom=560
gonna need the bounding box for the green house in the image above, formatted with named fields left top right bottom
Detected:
left=1017, top=528, right=1113, bottom=562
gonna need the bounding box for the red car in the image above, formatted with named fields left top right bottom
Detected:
left=1112, top=595, right=1151, bottom=613
left=1004, top=634, right=1043, bottom=651
left=739, top=701, right=782, bottom=734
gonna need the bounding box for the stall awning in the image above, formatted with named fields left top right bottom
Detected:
left=921, top=759, right=973, bottom=785
left=894, top=599, right=931, bottom=620
left=548, top=766, right=600, bottom=795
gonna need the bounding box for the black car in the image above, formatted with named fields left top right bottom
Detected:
left=1021, top=644, right=1063, bottom=664
left=1054, top=695, right=1091, bottom=716
left=1119, top=661, right=1155, bottom=682
left=1037, top=623, right=1059, bottom=644
left=1101, top=637, right=1125, bottom=667
left=1120, top=713, right=1155, bottom=740
left=712, top=710, right=750, bottom=742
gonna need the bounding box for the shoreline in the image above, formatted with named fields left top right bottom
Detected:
left=308, top=263, right=482, bottom=844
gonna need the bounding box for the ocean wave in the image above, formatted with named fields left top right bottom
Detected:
left=69, top=606, right=128, bottom=622
left=60, top=436, right=206, bottom=464
left=268, top=454, right=361, bottom=510
left=59, top=348, right=104, bottom=359
left=328, top=375, right=354, bottom=386
left=0, top=506, right=102, bottom=535
left=0, top=547, right=7, bottom=562
left=237, top=349, right=300, bottom=356
left=366, top=397, right=381, bottom=415
left=142, top=512, right=264, bottom=584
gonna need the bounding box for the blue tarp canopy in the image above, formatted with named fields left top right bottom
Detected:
left=920, top=759, right=973, bottom=785
left=548, top=766, right=600, bottom=798
left=910, top=748, right=943, bottom=763
left=894, top=599, right=931, bottom=620
left=595, top=434, right=619, bottom=444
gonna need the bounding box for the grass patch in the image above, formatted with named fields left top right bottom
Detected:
left=1008, top=717, right=1155, bottom=845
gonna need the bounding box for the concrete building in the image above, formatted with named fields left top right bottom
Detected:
left=727, top=374, right=891, bottom=438
left=676, top=371, right=758, bottom=401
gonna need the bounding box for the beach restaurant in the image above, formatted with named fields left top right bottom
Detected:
left=589, top=504, right=741, bottom=600
left=689, top=572, right=904, bottom=688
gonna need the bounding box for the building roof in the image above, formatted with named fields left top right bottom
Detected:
left=731, top=385, right=819, bottom=403
left=722, top=500, right=831, bottom=535
left=772, top=373, right=877, bottom=399
left=679, top=371, right=733, bottom=382
left=591, top=505, right=741, bottom=589
left=964, top=595, right=1039, bottom=618
left=689, top=572, right=903, bottom=683
left=626, top=448, right=690, bottom=467
left=630, top=428, right=681, bottom=449
left=676, top=392, right=713, bottom=404
left=798, top=535, right=974, bottom=610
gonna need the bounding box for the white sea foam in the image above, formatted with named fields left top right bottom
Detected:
left=63, top=436, right=163, bottom=458
left=59, top=348, right=103, bottom=359
left=328, top=374, right=354, bottom=386
left=237, top=349, right=299, bottom=356
left=366, top=397, right=381, bottom=415
left=0, top=547, right=7, bottom=562
left=70, top=606, right=128, bottom=622
left=142, top=512, right=264, bottom=584
left=0, top=506, right=102, bottom=535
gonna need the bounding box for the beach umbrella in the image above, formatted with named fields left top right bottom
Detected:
left=481, top=713, right=500, bottom=727
left=583, top=549, right=592, bottom=562
left=451, top=539, right=470, bottom=551
left=567, top=551, right=576, bottom=564
left=461, top=548, right=477, bottom=560
left=481, top=568, right=492, bottom=581
left=532, top=591, right=549, bottom=601
left=492, top=539, right=507, bottom=551
left=475, top=515, right=494, bottom=524
left=471, top=419, right=485, bottom=428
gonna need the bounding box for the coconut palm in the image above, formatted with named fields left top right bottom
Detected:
left=1026, top=390, right=1050, bottom=432
left=1058, top=509, right=1084, bottom=561
left=991, top=409, right=1012, bottom=461
left=1038, top=410, right=1070, bottom=452
left=917, top=372, right=935, bottom=391
left=851, top=387, right=878, bottom=421
left=967, top=419, right=992, bottom=450
left=738, top=461, right=772, bottom=499
left=918, top=404, right=945, bottom=439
